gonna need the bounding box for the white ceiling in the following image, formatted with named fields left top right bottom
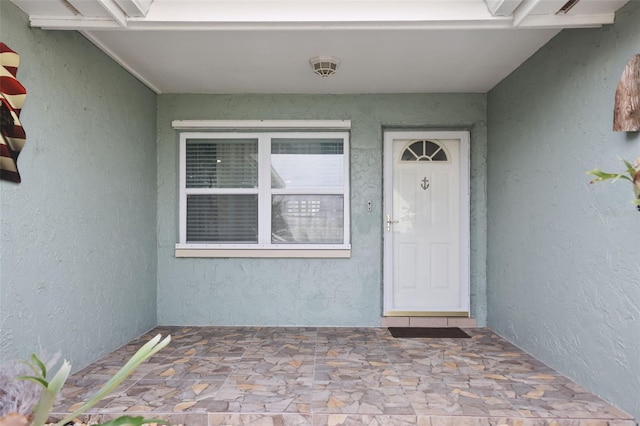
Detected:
left=9, top=0, right=631, bottom=94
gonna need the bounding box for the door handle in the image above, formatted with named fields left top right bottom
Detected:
left=386, top=214, right=399, bottom=232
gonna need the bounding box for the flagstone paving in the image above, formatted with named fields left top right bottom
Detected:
left=49, top=327, right=636, bottom=426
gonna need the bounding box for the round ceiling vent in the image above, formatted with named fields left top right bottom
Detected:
left=309, top=56, right=341, bottom=77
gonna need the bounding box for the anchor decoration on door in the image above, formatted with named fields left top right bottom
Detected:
left=420, top=177, right=429, bottom=190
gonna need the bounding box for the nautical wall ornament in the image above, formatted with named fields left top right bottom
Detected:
left=421, top=177, right=430, bottom=190
left=0, top=43, right=27, bottom=183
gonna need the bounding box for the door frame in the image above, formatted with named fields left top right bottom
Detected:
left=383, top=130, right=471, bottom=316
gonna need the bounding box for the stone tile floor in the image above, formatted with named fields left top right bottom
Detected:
left=49, top=327, right=636, bottom=426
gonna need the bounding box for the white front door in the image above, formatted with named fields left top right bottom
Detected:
left=383, top=131, right=470, bottom=316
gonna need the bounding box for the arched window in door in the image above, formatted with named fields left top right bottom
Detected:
left=401, top=140, right=449, bottom=162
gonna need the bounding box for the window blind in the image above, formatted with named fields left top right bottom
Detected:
left=186, top=139, right=258, bottom=188
left=186, top=194, right=258, bottom=243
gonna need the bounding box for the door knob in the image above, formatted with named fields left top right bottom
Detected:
left=386, top=214, right=399, bottom=232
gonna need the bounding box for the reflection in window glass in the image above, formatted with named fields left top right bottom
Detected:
left=272, top=195, right=344, bottom=244
left=271, top=139, right=343, bottom=189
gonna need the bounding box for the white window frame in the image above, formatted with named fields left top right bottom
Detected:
left=173, top=120, right=351, bottom=258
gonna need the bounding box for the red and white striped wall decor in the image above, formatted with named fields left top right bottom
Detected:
left=0, top=43, right=27, bottom=183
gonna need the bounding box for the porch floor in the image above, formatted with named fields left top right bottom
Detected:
left=50, top=327, right=635, bottom=426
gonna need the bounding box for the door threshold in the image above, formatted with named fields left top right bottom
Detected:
left=385, top=311, right=468, bottom=317
left=381, top=316, right=477, bottom=328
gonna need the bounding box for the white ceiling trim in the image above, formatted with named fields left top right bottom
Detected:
left=28, top=18, right=512, bottom=31
left=31, top=17, right=121, bottom=29
left=32, top=15, right=614, bottom=31
left=516, top=12, right=615, bottom=28
left=34, top=19, right=522, bottom=31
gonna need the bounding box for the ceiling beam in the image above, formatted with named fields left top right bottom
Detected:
left=512, top=0, right=567, bottom=26
left=114, top=0, right=153, bottom=17
left=95, top=0, right=128, bottom=26
left=484, top=0, right=523, bottom=16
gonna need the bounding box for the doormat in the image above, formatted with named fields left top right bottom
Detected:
left=388, top=327, right=470, bottom=338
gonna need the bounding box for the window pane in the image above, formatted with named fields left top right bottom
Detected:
left=432, top=149, right=448, bottom=161
left=272, top=195, right=344, bottom=244
left=410, top=141, right=424, bottom=156
left=187, top=194, right=258, bottom=243
left=425, top=141, right=439, bottom=156
left=271, top=138, right=343, bottom=189
left=401, top=149, right=417, bottom=161
left=186, top=139, right=258, bottom=188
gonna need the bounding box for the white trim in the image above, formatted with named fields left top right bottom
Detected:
left=172, top=120, right=351, bottom=130
left=383, top=130, right=471, bottom=315
left=459, top=132, right=471, bottom=316
left=178, top=133, right=187, bottom=244
left=258, top=134, right=271, bottom=245
left=383, top=133, right=394, bottom=315
left=32, top=17, right=122, bottom=29
left=175, top=248, right=351, bottom=258
left=31, top=18, right=517, bottom=31
left=515, top=13, right=612, bottom=28
left=185, top=188, right=259, bottom=195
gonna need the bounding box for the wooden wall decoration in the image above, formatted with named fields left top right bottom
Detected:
left=0, top=43, right=27, bottom=183
left=613, top=54, right=640, bottom=132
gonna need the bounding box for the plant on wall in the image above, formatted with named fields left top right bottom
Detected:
left=587, top=157, right=640, bottom=210
left=0, top=334, right=171, bottom=426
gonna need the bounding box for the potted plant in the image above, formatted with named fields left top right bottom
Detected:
left=0, top=334, right=171, bottom=426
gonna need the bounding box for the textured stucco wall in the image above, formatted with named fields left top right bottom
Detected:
left=487, top=2, right=640, bottom=419
left=0, top=2, right=158, bottom=370
left=157, top=94, right=487, bottom=326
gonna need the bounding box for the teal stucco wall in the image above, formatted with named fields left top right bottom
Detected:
left=0, top=2, right=158, bottom=369
left=157, top=94, right=488, bottom=326
left=487, top=1, right=640, bottom=419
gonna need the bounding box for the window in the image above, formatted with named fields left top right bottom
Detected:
left=176, top=127, right=350, bottom=257
left=401, top=140, right=449, bottom=162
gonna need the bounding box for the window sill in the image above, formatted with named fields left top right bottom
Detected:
left=174, top=247, right=351, bottom=258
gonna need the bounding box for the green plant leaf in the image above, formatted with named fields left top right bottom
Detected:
left=622, top=158, right=637, bottom=177
left=21, top=354, right=48, bottom=377
left=97, top=415, right=170, bottom=426
left=31, top=360, right=72, bottom=426
left=16, top=375, right=49, bottom=388
left=586, top=168, right=632, bottom=183
left=56, top=335, right=171, bottom=426
left=48, top=360, right=72, bottom=393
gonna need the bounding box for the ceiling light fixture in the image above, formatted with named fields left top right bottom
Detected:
left=309, top=56, right=340, bottom=77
